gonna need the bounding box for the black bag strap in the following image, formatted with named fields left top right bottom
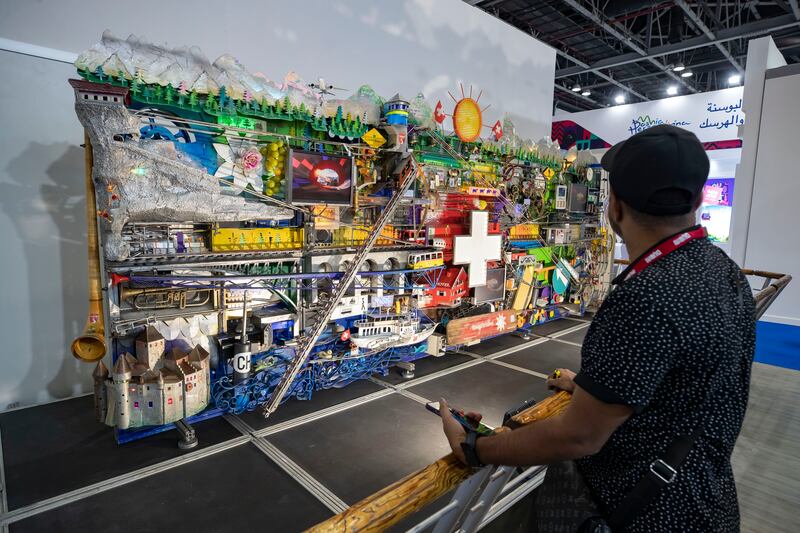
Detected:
left=606, top=426, right=703, bottom=530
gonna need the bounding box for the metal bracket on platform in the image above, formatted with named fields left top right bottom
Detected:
left=396, top=361, right=416, bottom=379
left=175, top=419, right=198, bottom=450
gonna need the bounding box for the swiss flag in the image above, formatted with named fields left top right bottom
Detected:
left=340, top=329, right=351, bottom=342
left=492, top=120, right=503, bottom=141
left=434, top=100, right=446, bottom=124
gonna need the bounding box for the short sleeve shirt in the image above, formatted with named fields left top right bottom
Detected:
left=575, top=228, right=756, bottom=532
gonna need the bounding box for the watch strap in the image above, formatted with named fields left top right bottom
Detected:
left=460, top=429, right=485, bottom=467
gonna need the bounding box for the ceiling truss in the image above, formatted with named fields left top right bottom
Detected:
left=466, top=0, right=800, bottom=111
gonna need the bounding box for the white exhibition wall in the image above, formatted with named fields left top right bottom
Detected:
left=740, top=63, right=800, bottom=326
left=0, top=0, right=556, bottom=410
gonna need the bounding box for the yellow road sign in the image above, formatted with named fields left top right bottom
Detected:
left=362, top=128, right=387, bottom=148
left=543, top=167, right=555, bottom=179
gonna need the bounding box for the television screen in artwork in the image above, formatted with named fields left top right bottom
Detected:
left=474, top=268, right=506, bottom=303
left=289, top=150, right=353, bottom=205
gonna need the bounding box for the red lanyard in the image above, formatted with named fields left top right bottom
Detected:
left=625, top=226, right=708, bottom=281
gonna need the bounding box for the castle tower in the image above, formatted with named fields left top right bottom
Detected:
left=111, top=354, right=133, bottom=429
left=92, top=361, right=109, bottom=424
left=135, top=325, right=165, bottom=369
left=155, top=370, right=166, bottom=425
left=183, top=346, right=210, bottom=416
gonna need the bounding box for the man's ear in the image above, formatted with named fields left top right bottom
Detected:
left=609, top=190, right=623, bottom=223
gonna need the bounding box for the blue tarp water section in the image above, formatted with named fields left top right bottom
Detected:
left=755, top=321, right=800, bottom=371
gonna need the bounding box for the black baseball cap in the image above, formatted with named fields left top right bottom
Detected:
left=601, top=124, right=709, bottom=215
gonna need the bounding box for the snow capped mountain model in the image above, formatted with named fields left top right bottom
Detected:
left=350, top=314, right=437, bottom=350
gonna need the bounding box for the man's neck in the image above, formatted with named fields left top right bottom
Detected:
left=624, top=225, right=692, bottom=263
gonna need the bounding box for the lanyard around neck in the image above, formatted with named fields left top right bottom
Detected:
left=624, top=226, right=708, bottom=281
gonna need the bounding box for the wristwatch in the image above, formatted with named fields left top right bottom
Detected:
left=460, top=429, right=485, bottom=467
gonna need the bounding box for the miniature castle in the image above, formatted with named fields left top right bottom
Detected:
left=92, top=326, right=210, bottom=429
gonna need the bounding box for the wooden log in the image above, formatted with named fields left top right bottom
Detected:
left=306, top=390, right=572, bottom=533
left=510, top=390, right=572, bottom=427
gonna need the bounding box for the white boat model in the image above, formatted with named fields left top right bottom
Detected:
left=350, top=314, right=437, bottom=350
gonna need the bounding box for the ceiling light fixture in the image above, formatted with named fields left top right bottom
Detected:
left=581, top=90, right=591, bottom=96
left=728, top=74, right=742, bottom=85
left=614, top=93, right=626, bottom=104
left=673, top=63, right=686, bottom=72
left=680, top=70, right=693, bottom=78
left=666, top=85, right=678, bottom=96
left=571, top=85, right=581, bottom=92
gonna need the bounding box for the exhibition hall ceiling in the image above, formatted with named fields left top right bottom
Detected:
left=466, top=0, right=800, bottom=111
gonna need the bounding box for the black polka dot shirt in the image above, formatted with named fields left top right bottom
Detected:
left=575, top=226, right=756, bottom=532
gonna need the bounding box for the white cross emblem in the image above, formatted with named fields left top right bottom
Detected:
left=495, top=313, right=506, bottom=331
left=453, top=211, right=502, bottom=287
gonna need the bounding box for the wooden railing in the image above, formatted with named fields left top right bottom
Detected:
left=306, top=391, right=572, bottom=533
left=740, top=269, right=792, bottom=320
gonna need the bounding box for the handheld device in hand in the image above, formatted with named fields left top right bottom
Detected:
left=426, top=401, right=495, bottom=436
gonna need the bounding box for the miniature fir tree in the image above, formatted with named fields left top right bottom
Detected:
left=218, top=86, right=228, bottom=109
left=153, top=85, right=163, bottom=103
left=176, top=81, right=188, bottom=106
left=164, top=83, right=175, bottom=104
left=188, top=90, right=199, bottom=110
left=130, top=77, right=143, bottom=98
left=204, top=92, right=217, bottom=113
left=94, top=66, right=106, bottom=82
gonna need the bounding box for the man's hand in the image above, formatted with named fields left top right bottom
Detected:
left=439, top=398, right=484, bottom=464
left=547, top=368, right=576, bottom=392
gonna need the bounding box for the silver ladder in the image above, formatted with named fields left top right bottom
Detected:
left=407, top=464, right=546, bottom=533
left=262, top=157, right=419, bottom=417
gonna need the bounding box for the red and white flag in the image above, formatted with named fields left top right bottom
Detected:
left=492, top=120, right=503, bottom=141
left=340, top=329, right=351, bottom=342
left=434, top=100, right=446, bottom=124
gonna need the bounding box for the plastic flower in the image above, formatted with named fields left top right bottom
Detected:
left=241, top=149, right=262, bottom=172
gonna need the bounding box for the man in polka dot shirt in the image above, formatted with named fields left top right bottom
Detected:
left=441, top=125, right=755, bottom=531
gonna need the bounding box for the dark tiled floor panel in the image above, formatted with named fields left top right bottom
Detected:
left=266, top=394, right=452, bottom=505
left=500, top=340, right=583, bottom=376
left=463, top=333, right=535, bottom=356
left=529, top=317, right=585, bottom=337
left=375, top=351, right=476, bottom=385
left=10, top=443, right=332, bottom=533
left=2, top=325, right=795, bottom=533
left=235, top=378, right=386, bottom=431
left=555, top=324, right=590, bottom=345
left=0, top=395, right=240, bottom=510
left=408, top=362, right=549, bottom=427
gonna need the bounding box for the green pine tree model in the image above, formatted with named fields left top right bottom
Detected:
left=188, top=90, right=199, bottom=110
